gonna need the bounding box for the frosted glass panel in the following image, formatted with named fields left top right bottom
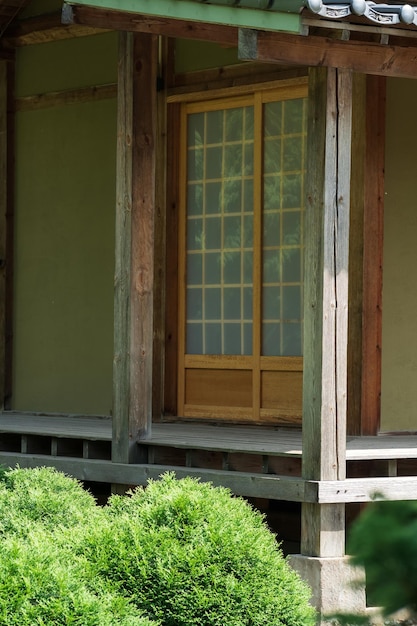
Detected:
left=187, top=289, right=202, bottom=320
left=205, top=324, right=221, bottom=354
left=187, top=218, right=203, bottom=250
left=186, top=105, right=254, bottom=355
left=185, top=96, right=306, bottom=358
left=187, top=253, right=202, bottom=285
left=282, top=322, right=302, bottom=356
left=224, top=323, right=241, bottom=354
left=261, top=98, right=306, bottom=357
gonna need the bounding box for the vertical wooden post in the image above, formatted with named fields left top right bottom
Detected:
left=361, top=76, right=385, bottom=436
left=0, top=58, right=13, bottom=412
left=113, top=32, right=133, bottom=464
left=113, top=32, right=157, bottom=465
left=347, top=73, right=366, bottom=437
left=301, top=67, right=353, bottom=557
left=152, top=37, right=168, bottom=422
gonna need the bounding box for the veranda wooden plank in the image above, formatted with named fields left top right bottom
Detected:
left=346, top=435, right=417, bottom=460
left=1, top=413, right=416, bottom=460
left=0, top=413, right=112, bottom=440
left=148, top=423, right=304, bottom=457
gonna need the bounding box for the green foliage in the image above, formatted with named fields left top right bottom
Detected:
left=85, top=472, right=315, bottom=626
left=0, top=465, right=97, bottom=537
left=348, top=498, right=417, bottom=617
left=0, top=467, right=315, bottom=626
left=0, top=467, right=157, bottom=626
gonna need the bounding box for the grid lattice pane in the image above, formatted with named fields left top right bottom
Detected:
left=186, top=106, right=254, bottom=355
left=262, top=98, right=307, bottom=357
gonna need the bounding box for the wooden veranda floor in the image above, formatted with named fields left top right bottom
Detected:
left=1, top=411, right=417, bottom=460
left=1, top=412, right=417, bottom=503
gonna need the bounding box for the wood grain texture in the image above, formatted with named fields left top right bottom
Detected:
left=4, top=11, right=108, bottom=46
left=163, top=103, right=180, bottom=416
left=15, top=84, right=117, bottom=112
left=241, top=29, right=417, bottom=79
left=361, top=76, right=385, bottom=435
left=2, top=414, right=417, bottom=460
left=301, top=67, right=353, bottom=557
left=0, top=451, right=308, bottom=501
left=2, top=449, right=417, bottom=502
left=152, top=37, right=168, bottom=422
left=113, top=32, right=133, bottom=464
left=130, top=32, right=157, bottom=449
left=347, top=73, right=366, bottom=436
left=70, top=6, right=237, bottom=47
left=113, top=32, right=157, bottom=464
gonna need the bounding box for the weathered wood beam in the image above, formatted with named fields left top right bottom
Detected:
left=238, top=28, right=417, bottom=79
left=65, top=5, right=238, bottom=46
left=361, top=76, right=385, bottom=435
left=0, top=453, right=308, bottom=501
left=170, top=62, right=308, bottom=94
left=15, top=83, right=116, bottom=112
left=1, top=452, right=417, bottom=503
left=4, top=11, right=109, bottom=46
left=301, top=67, right=353, bottom=557
left=113, top=32, right=157, bottom=465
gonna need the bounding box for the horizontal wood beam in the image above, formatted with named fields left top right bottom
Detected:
left=316, top=476, right=417, bottom=503
left=15, top=83, right=116, bottom=112
left=4, top=12, right=109, bottom=46
left=1, top=452, right=416, bottom=503
left=65, top=5, right=238, bottom=46
left=0, top=453, right=308, bottom=501
left=238, top=28, right=417, bottom=79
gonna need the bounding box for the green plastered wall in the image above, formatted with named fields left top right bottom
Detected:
left=12, top=32, right=118, bottom=415
left=11, top=30, right=239, bottom=416
left=175, top=39, right=240, bottom=73
left=381, top=77, right=417, bottom=431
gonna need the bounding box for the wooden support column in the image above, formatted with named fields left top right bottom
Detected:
left=301, top=66, right=353, bottom=558
left=0, top=58, right=13, bottom=411
left=113, top=32, right=157, bottom=465
left=361, top=76, right=385, bottom=435
left=289, top=66, right=366, bottom=620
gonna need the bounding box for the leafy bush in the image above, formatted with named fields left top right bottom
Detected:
left=348, top=498, right=417, bottom=617
left=0, top=465, right=97, bottom=537
left=86, top=472, right=315, bottom=626
left=0, top=467, right=157, bottom=626
left=0, top=467, right=315, bottom=626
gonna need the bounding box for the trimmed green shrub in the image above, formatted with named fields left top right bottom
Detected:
left=0, top=467, right=157, bottom=626
left=86, top=472, right=316, bottom=626
left=0, top=467, right=315, bottom=626
left=0, top=465, right=97, bottom=536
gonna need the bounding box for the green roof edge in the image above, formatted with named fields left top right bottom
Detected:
left=65, top=0, right=302, bottom=33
